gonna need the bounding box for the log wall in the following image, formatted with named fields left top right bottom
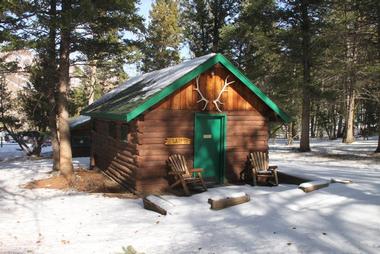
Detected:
left=138, top=109, right=268, bottom=186
left=91, top=119, right=144, bottom=193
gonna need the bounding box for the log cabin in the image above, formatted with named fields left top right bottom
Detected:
left=81, top=53, right=290, bottom=194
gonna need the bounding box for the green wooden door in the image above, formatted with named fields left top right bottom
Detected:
left=194, top=113, right=226, bottom=183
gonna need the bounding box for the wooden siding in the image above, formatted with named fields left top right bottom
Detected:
left=153, top=64, right=271, bottom=116
left=138, top=109, right=268, bottom=185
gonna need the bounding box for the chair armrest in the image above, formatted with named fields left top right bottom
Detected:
left=269, top=165, right=278, bottom=170
left=189, top=168, right=203, bottom=173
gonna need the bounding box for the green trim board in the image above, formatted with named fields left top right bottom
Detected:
left=215, top=54, right=291, bottom=123
left=82, top=53, right=291, bottom=123
left=126, top=56, right=218, bottom=121
left=194, top=113, right=226, bottom=184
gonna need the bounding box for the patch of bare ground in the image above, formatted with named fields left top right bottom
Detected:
left=23, top=168, right=138, bottom=199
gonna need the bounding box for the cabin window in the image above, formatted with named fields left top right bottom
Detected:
left=109, top=122, right=117, bottom=139
left=120, top=124, right=128, bottom=143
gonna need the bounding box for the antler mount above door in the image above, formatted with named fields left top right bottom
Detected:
left=194, top=75, right=235, bottom=112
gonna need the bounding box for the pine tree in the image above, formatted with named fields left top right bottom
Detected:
left=1, top=0, right=143, bottom=177
left=0, top=64, right=34, bottom=154
left=278, top=0, right=329, bottom=152
left=181, top=0, right=241, bottom=56
left=353, top=0, right=380, bottom=151
left=141, top=0, right=182, bottom=72
left=221, top=0, right=299, bottom=120
left=56, top=0, right=143, bottom=178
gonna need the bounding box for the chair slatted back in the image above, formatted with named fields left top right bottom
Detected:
left=249, top=152, right=269, bottom=171
left=168, top=154, right=191, bottom=177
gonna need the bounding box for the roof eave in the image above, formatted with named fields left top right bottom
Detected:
left=83, top=53, right=291, bottom=123
left=215, top=53, right=291, bottom=123
left=125, top=55, right=219, bottom=122
left=82, top=111, right=128, bottom=122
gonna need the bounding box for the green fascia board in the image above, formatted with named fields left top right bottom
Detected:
left=215, top=54, right=292, bottom=123
left=85, top=53, right=290, bottom=123
left=126, top=56, right=219, bottom=121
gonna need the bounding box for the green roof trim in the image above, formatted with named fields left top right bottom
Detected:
left=126, top=56, right=218, bottom=121
left=215, top=54, right=291, bottom=123
left=84, top=53, right=291, bottom=123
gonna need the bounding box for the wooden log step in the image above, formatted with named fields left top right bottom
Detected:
left=208, top=192, right=250, bottom=210
left=330, top=178, right=353, bottom=184
left=299, top=180, right=330, bottom=193
left=142, top=195, right=174, bottom=215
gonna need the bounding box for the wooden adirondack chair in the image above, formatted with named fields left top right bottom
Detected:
left=167, top=154, right=207, bottom=195
left=248, top=152, right=279, bottom=186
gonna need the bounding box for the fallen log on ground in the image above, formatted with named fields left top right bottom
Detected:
left=330, top=178, right=353, bottom=184
left=299, top=180, right=330, bottom=193
left=208, top=192, right=250, bottom=210
left=143, top=195, right=174, bottom=215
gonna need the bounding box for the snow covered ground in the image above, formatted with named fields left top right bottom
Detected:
left=0, top=142, right=52, bottom=162
left=0, top=138, right=379, bottom=253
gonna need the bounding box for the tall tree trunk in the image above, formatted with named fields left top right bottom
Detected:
left=376, top=109, right=380, bottom=153
left=211, top=1, right=220, bottom=52
left=375, top=4, right=380, bottom=153
left=49, top=104, right=60, bottom=170
left=310, top=107, right=316, bottom=138
left=342, top=6, right=357, bottom=144
left=292, top=121, right=297, bottom=140
left=376, top=135, right=380, bottom=153
left=47, top=0, right=60, bottom=171
left=286, top=122, right=293, bottom=145
left=331, top=106, right=337, bottom=139
left=343, top=88, right=356, bottom=143
left=57, top=0, right=73, bottom=178
left=299, top=0, right=311, bottom=152
left=88, top=61, right=97, bottom=105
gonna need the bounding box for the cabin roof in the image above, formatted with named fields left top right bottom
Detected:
left=69, top=115, right=91, bottom=129
left=81, top=53, right=291, bottom=123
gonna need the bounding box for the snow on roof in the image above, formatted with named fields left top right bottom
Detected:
left=69, top=115, right=91, bottom=129
left=82, top=53, right=216, bottom=116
